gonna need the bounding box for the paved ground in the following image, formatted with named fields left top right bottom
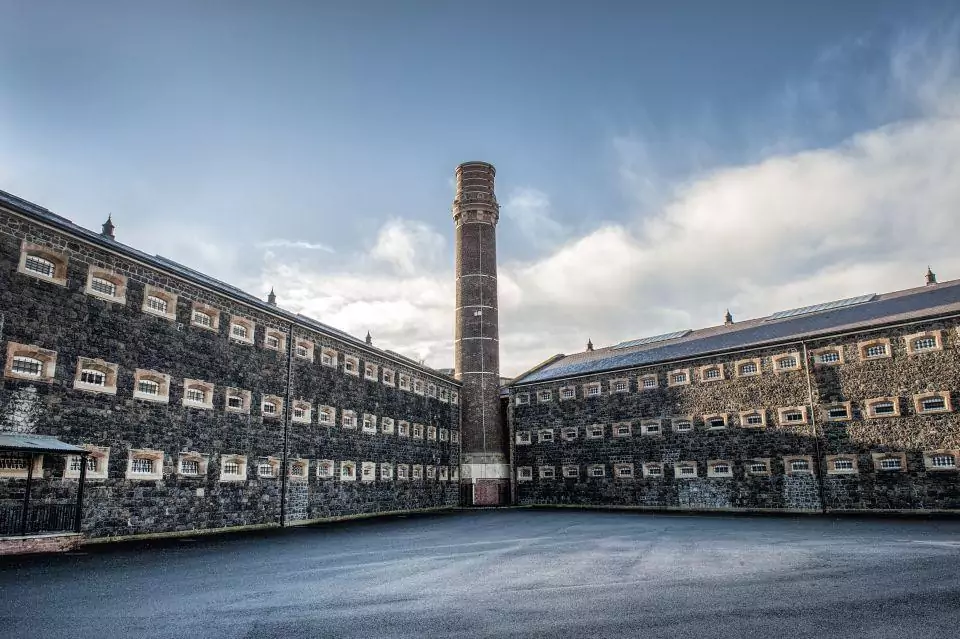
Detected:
left=1, top=509, right=959, bottom=638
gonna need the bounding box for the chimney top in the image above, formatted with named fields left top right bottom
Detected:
left=724, top=309, right=734, bottom=325
left=267, top=287, right=277, bottom=305
left=101, top=214, right=115, bottom=240
left=926, top=266, right=937, bottom=286
left=586, top=338, right=594, bottom=352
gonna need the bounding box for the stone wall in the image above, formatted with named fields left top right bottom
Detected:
left=0, top=205, right=460, bottom=539
left=509, top=319, right=960, bottom=513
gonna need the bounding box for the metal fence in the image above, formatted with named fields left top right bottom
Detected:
left=0, top=503, right=77, bottom=536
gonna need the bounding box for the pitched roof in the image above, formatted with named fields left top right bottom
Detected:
left=0, top=188, right=457, bottom=384
left=511, top=279, right=960, bottom=385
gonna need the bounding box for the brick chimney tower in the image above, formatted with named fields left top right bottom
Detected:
left=453, top=161, right=509, bottom=505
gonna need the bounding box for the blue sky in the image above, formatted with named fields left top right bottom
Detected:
left=2, top=1, right=960, bottom=374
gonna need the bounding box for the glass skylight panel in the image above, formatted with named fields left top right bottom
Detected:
left=612, top=329, right=692, bottom=350
left=766, top=294, right=876, bottom=321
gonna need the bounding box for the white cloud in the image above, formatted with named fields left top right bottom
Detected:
left=370, top=218, right=446, bottom=275
left=258, top=239, right=335, bottom=252
left=502, top=187, right=565, bottom=248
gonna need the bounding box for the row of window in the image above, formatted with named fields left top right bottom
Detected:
left=16, top=243, right=458, bottom=403
left=514, top=330, right=953, bottom=403
left=4, top=344, right=458, bottom=438
left=515, top=451, right=959, bottom=481
left=0, top=448, right=459, bottom=483
left=514, top=394, right=954, bottom=444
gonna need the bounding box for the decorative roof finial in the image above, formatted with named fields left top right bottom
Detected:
left=101, top=214, right=115, bottom=239
left=365, top=331, right=372, bottom=345
left=926, top=266, right=937, bottom=286
left=586, top=338, right=594, bottom=352
left=724, top=309, right=734, bottom=325
left=267, top=287, right=276, bottom=305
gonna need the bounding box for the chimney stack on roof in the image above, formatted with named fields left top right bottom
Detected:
left=586, top=339, right=594, bottom=352
left=724, top=309, right=734, bottom=325
left=101, top=214, right=115, bottom=240
left=365, top=331, right=372, bottom=345
left=926, top=266, right=937, bottom=286
left=267, top=287, right=277, bottom=305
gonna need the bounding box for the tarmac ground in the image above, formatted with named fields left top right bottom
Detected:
left=1, top=509, right=959, bottom=638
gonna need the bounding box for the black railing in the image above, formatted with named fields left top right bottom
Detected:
left=0, top=503, right=77, bottom=536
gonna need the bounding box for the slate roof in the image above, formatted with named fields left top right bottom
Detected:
left=511, top=278, right=960, bottom=386
left=0, top=433, right=87, bottom=455
left=0, top=188, right=456, bottom=384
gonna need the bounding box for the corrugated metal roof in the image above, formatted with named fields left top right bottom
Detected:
left=0, top=434, right=86, bottom=454
left=513, top=280, right=960, bottom=385
left=0, top=189, right=457, bottom=384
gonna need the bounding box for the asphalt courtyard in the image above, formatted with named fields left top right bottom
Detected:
left=1, top=509, right=959, bottom=638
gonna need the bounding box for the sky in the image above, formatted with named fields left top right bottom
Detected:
left=2, top=1, right=960, bottom=376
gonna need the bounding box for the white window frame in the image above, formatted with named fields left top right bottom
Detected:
left=182, top=380, right=214, bottom=410
left=914, top=392, right=952, bottom=414
left=126, top=448, right=164, bottom=481
left=772, top=353, right=801, bottom=372
left=639, top=374, right=658, bottom=390
left=904, top=331, right=943, bottom=355
left=865, top=397, right=900, bottom=419
left=667, top=369, right=690, bottom=387
left=826, top=455, right=858, bottom=475
left=735, top=358, right=761, bottom=378
left=707, top=460, right=733, bottom=478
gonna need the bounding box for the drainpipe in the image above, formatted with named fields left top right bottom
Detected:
left=279, top=324, right=294, bottom=527
left=801, top=341, right=828, bottom=514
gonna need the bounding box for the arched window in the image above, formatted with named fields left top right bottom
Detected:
left=739, top=362, right=758, bottom=375
left=137, top=379, right=160, bottom=396
left=11, top=356, right=43, bottom=377
left=24, top=254, right=55, bottom=277
left=79, top=369, right=106, bottom=386
left=231, top=324, right=248, bottom=339
left=89, top=277, right=117, bottom=297
left=185, top=387, right=207, bottom=404
left=145, top=295, right=168, bottom=314
left=192, top=310, right=213, bottom=328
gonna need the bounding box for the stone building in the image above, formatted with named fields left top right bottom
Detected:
left=2, top=159, right=959, bottom=549
left=0, top=188, right=461, bottom=540
left=506, top=280, right=960, bottom=513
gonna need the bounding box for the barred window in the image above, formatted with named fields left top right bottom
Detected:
left=79, top=369, right=105, bottom=386
left=749, top=462, right=767, bottom=474
left=185, top=388, right=206, bottom=404
left=642, top=423, right=660, bottom=434
left=192, top=311, right=213, bottom=328
left=920, top=397, right=946, bottom=412
left=227, top=395, right=244, bottom=410
left=879, top=458, right=902, bottom=471
left=707, top=416, right=726, bottom=429
left=678, top=466, right=695, bottom=476
left=138, top=379, right=160, bottom=396
left=319, top=407, right=333, bottom=424
left=870, top=401, right=896, bottom=416
left=223, top=461, right=242, bottom=476
left=561, top=388, right=575, bottom=399
left=90, top=277, right=117, bottom=297
left=703, top=367, right=722, bottom=380
left=518, top=467, right=533, bottom=480
left=145, top=295, right=168, bottom=314
left=0, top=456, right=28, bottom=470
left=589, top=465, right=605, bottom=477
left=833, top=458, right=854, bottom=471
left=744, top=413, right=764, bottom=426
left=258, top=463, right=275, bottom=477
left=538, top=390, right=552, bottom=402
left=615, top=424, right=632, bottom=437
left=864, top=344, right=887, bottom=358
left=516, top=431, right=532, bottom=444
left=180, top=459, right=200, bottom=475
left=266, top=335, right=280, bottom=349
left=586, top=385, right=600, bottom=396
left=231, top=324, right=248, bottom=339
left=69, top=457, right=97, bottom=473
left=614, top=381, right=628, bottom=393
left=912, top=337, right=937, bottom=351
left=932, top=455, right=956, bottom=468
left=739, top=362, right=758, bottom=375
left=11, top=356, right=43, bottom=377
left=827, top=406, right=849, bottom=419
left=782, top=410, right=805, bottom=423
left=25, top=254, right=55, bottom=277
left=712, top=464, right=731, bottom=475
left=671, top=372, right=687, bottom=384
left=321, top=351, right=335, bottom=366
left=645, top=465, right=663, bottom=476
left=296, top=344, right=309, bottom=358
left=262, top=402, right=277, bottom=415
left=673, top=420, right=692, bottom=433
left=289, top=462, right=306, bottom=477
left=516, top=393, right=530, bottom=405
left=293, top=406, right=306, bottom=419
left=777, top=356, right=798, bottom=370
left=642, top=377, right=657, bottom=388
left=818, top=351, right=841, bottom=364
left=790, top=459, right=810, bottom=472
left=131, top=458, right=155, bottom=474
